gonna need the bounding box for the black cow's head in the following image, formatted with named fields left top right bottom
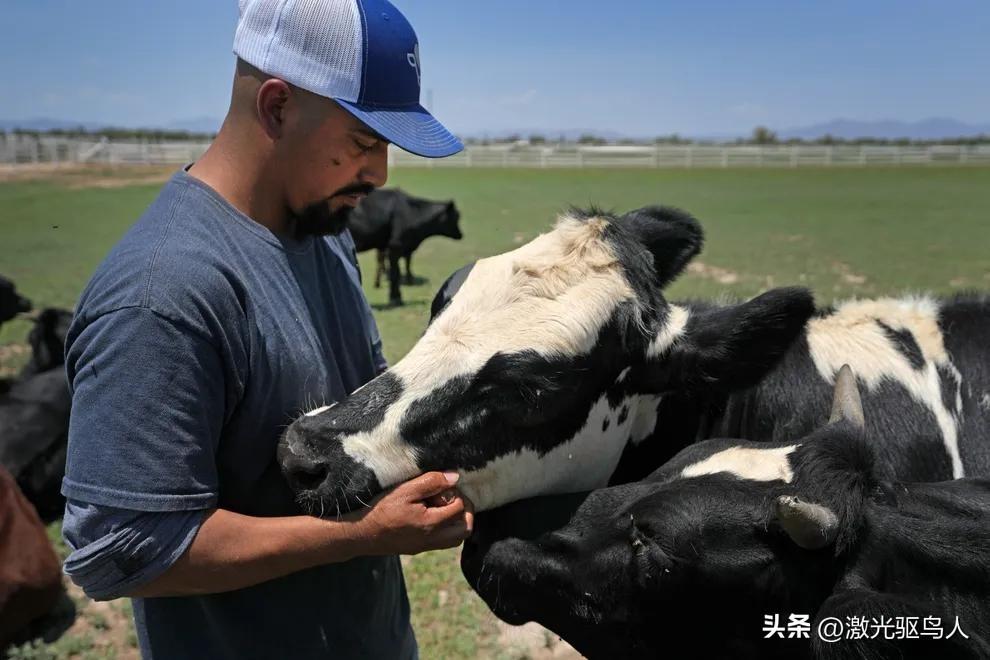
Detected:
left=278, top=206, right=814, bottom=514
left=23, top=308, right=73, bottom=376
left=461, top=366, right=875, bottom=659
left=0, top=275, right=32, bottom=326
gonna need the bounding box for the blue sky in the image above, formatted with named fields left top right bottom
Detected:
left=2, top=0, right=987, bottom=136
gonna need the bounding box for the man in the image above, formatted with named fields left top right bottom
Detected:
left=60, top=1, right=470, bottom=658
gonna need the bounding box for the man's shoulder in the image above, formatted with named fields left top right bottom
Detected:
left=75, top=175, right=249, bottom=337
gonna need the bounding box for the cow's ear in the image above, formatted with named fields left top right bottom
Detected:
left=428, top=262, right=476, bottom=323
left=636, top=287, right=815, bottom=393
left=619, top=206, right=703, bottom=288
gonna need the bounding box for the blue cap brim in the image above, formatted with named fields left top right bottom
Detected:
left=335, top=99, right=463, bottom=159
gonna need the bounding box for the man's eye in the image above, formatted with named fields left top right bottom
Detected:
left=354, top=139, right=376, bottom=153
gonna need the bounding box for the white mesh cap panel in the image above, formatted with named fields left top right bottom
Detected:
left=233, top=0, right=364, bottom=102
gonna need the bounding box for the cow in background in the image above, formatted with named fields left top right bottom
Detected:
left=0, top=307, right=73, bottom=522
left=462, top=367, right=990, bottom=659
left=346, top=188, right=462, bottom=305
left=0, top=275, right=32, bottom=325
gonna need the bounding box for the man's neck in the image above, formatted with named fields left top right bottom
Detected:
left=188, top=121, right=291, bottom=235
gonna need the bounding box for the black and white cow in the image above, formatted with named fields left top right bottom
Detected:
left=278, top=206, right=816, bottom=514
left=461, top=367, right=990, bottom=659
left=346, top=188, right=463, bottom=305
left=0, top=275, right=32, bottom=325
left=609, top=293, right=990, bottom=486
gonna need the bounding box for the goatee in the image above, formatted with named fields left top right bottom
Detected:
left=293, top=201, right=353, bottom=238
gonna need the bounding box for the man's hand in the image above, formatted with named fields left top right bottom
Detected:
left=348, top=471, right=474, bottom=556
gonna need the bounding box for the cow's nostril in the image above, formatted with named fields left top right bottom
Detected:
left=284, top=457, right=328, bottom=491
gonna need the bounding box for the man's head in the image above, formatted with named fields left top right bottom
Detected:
left=228, top=0, right=462, bottom=235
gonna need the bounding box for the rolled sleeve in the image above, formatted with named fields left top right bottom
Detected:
left=62, top=306, right=225, bottom=511
left=62, top=499, right=207, bottom=601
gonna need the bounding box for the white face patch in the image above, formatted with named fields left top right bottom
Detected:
left=680, top=445, right=800, bottom=483
left=457, top=392, right=641, bottom=511
left=806, top=296, right=965, bottom=478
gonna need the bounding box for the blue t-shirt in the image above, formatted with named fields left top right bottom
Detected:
left=60, top=169, right=415, bottom=659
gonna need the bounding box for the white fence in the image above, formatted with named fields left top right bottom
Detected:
left=2, top=133, right=989, bottom=168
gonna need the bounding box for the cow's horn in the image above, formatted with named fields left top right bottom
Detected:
left=775, top=495, right=838, bottom=550
left=828, top=364, right=865, bottom=429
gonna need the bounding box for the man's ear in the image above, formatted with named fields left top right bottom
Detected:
left=636, top=287, right=815, bottom=393
left=619, top=206, right=704, bottom=288
left=257, top=78, right=292, bottom=139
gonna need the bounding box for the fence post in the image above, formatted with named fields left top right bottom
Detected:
left=721, top=147, right=728, bottom=168
left=790, top=146, right=798, bottom=168
left=577, top=150, right=584, bottom=169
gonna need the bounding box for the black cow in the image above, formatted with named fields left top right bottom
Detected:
left=462, top=367, right=990, bottom=659
left=346, top=188, right=462, bottom=305
left=0, top=275, right=32, bottom=325
left=0, top=308, right=73, bottom=522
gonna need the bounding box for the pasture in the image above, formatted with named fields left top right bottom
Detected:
left=1, top=164, right=989, bottom=658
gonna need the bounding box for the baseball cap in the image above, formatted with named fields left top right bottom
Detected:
left=233, top=0, right=463, bottom=158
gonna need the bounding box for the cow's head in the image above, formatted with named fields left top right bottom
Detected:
left=278, top=206, right=814, bottom=514
left=461, top=366, right=874, bottom=658
left=26, top=308, right=73, bottom=374
left=0, top=275, right=32, bottom=326
left=409, top=196, right=462, bottom=240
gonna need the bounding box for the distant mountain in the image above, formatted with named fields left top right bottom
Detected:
left=164, top=116, right=223, bottom=134
left=779, top=118, right=990, bottom=140
left=0, top=117, right=107, bottom=132
left=0, top=116, right=221, bottom=135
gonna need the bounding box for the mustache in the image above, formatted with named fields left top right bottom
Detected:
left=332, top=182, right=376, bottom=198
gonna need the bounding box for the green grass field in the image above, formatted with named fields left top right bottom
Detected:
left=1, top=165, right=989, bottom=658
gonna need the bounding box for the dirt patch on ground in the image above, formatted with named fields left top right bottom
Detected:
left=830, top=260, right=868, bottom=285
left=494, top=621, right=584, bottom=659
left=686, top=261, right=741, bottom=284
left=0, top=342, right=30, bottom=378
left=0, top=163, right=175, bottom=189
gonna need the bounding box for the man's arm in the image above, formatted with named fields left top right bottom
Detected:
left=129, top=471, right=472, bottom=598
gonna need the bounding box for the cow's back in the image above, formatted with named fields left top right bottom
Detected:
left=749, top=295, right=988, bottom=481
left=346, top=190, right=399, bottom=252
left=938, top=294, right=990, bottom=475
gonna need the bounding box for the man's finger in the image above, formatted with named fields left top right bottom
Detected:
left=397, top=471, right=460, bottom=501
left=424, top=488, right=457, bottom=507
left=422, top=495, right=466, bottom=524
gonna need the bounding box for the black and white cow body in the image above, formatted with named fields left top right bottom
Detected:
left=346, top=188, right=463, bottom=305
left=278, top=207, right=816, bottom=514
left=611, top=294, right=990, bottom=486
left=462, top=369, right=990, bottom=659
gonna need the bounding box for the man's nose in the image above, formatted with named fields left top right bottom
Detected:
left=360, top=147, right=388, bottom=188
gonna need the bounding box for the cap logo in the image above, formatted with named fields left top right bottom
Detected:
left=406, top=43, right=421, bottom=86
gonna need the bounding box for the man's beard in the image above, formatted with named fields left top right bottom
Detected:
left=293, top=182, right=375, bottom=238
